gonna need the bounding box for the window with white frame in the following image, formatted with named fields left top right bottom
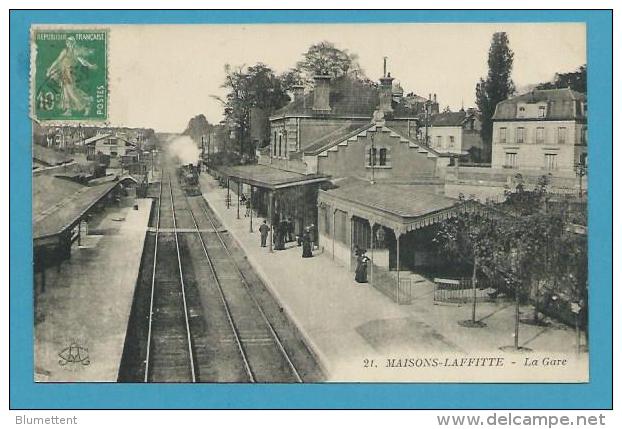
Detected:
left=499, top=127, right=507, bottom=143
left=504, top=152, right=517, bottom=168
left=536, top=127, right=545, bottom=144
left=558, top=127, right=567, bottom=144
left=436, top=135, right=442, bottom=148
left=538, top=105, right=547, bottom=118
left=544, top=154, right=557, bottom=170
left=516, top=127, right=525, bottom=144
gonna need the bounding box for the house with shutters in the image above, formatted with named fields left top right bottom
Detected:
left=491, top=88, right=587, bottom=173
left=426, top=109, right=484, bottom=162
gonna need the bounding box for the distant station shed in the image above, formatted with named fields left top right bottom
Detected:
left=33, top=174, right=137, bottom=291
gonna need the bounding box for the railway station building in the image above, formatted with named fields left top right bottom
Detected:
left=210, top=69, right=490, bottom=302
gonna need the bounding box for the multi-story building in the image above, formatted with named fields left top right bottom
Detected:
left=425, top=109, right=483, bottom=161
left=84, top=133, right=137, bottom=158
left=491, top=88, right=587, bottom=173
left=265, top=73, right=440, bottom=174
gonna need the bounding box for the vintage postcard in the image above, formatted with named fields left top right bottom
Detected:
left=30, top=22, right=591, bottom=385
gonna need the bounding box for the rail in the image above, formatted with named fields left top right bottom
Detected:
left=195, top=197, right=302, bottom=383
left=183, top=193, right=255, bottom=382
left=144, top=175, right=197, bottom=382
left=168, top=175, right=197, bottom=382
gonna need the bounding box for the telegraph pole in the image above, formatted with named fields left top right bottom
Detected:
left=370, top=132, right=376, bottom=184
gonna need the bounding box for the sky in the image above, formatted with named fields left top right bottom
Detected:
left=105, top=23, right=585, bottom=132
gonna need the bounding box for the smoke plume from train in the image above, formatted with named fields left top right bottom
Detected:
left=167, top=135, right=202, bottom=165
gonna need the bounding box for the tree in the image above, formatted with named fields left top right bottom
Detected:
left=536, top=64, right=587, bottom=94
left=434, top=204, right=497, bottom=327
left=183, top=114, right=211, bottom=144
left=296, top=41, right=362, bottom=82
left=215, top=63, right=290, bottom=158
left=476, top=32, right=515, bottom=161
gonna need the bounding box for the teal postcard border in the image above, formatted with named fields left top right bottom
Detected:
left=9, top=9, right=613, bottom=409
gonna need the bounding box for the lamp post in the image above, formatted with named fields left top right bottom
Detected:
left=574, top=162, right=587, bottom=197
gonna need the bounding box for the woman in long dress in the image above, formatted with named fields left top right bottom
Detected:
left=302, top=229, right=313, bottom=258
left=355, top=251, right=370, bottom=283
left=275, top=221, right=286, bottom=250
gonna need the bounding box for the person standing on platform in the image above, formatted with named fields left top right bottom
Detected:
left=308, top=223, right=316, bottom=249
left=302, top=227, right=313, bottom=258
left=259, top=220, right=269, bottom=247
left=283, top=217, right=291, bottom=242
left=355, top=250, right=370, bottom=283
left=275, top=220, right=286, bottom=250
left=245, top=196, right=251, bottom=217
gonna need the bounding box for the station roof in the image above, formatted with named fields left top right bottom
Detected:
left=319, top=177, right=473, bottom=233
left=214, top=164, right=329, bottom=190
left=303, top=122, right=372, bottom=155
left=270, top=76, right=426, bottom=120
left=493, top=88, right=586, bottom=121
left=33, top=175, right=124, bottom=241
left=32, top=145, right=74, bottom=167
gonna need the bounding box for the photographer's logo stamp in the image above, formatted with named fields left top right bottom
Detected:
left=58, top=339, right=91, bottom=370
left=32, top=29, right=107, bottom=121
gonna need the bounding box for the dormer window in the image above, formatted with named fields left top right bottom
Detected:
left=538, top=105, right=546, bottom=118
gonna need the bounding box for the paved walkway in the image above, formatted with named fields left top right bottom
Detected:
left=201, top=174, right=588, bottom=382
left=35, top=198, right=152, bottom=381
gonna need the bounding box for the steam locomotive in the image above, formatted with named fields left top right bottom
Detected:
left=177, top=163, right=201, bottom=196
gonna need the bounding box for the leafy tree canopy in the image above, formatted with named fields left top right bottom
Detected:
left=536, top=64, right=586, bottom=94
left=296, top=41, right=364, bottom=82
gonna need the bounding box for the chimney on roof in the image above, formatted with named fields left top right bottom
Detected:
left=292, top=84, right=305, bottom=104
left=312, top=75, right=331, bottom=113
left=379, top=72, right=394, bottom=116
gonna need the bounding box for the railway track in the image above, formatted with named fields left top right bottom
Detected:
left=134, top=167, right=317, bottom=382
left=144, top=177, right=196, bottom=382
left=185, top=195, right=302, bottom=382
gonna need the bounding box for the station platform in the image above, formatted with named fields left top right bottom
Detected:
left=35, top=197, right=152, bottom=381
left=200, top=174, right=588, bottom=382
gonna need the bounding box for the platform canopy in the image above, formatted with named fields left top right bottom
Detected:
left=33, top=175, right=134, bottom=242
left=214, top=164, right=329, bottom=191
left=319, top=177, right=479, bottom=234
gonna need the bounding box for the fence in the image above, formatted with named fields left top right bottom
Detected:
left=370, top=264, right=412, bottom=305
left=433, top=277, right=498, bottom=303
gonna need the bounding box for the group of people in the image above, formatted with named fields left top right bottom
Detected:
left=257, top=217, right=316, bottom=259
left=239, top=193, right=252, bottom=217
left=273, top=217, right=295, bottom=250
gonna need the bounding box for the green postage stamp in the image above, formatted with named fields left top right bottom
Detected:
left=32, top=29, right=108, bottom=122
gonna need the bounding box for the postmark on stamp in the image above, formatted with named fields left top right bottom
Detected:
left=32, top=29, right=108, bottom=122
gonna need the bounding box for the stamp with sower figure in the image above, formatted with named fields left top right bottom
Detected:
left=32, top=29, right=107, bottom=121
